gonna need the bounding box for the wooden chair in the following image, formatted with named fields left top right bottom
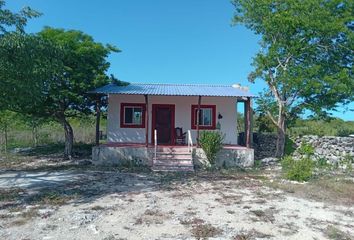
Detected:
left=175, top=127, right=186, bottom=145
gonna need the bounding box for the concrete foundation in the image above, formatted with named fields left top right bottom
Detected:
left=194, top=148, right=254, bottom=169
left=92, top=146, right=153, bottom=166
left=92, top=145, right=254, bottom=169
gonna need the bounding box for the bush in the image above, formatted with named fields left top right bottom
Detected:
left=338, top=155, right=353, bottom=173
left=199, top=131, right=224, bottom=166
left=297, top=142, right=314, bottom=157
left=281, top=156, right=314, bottom=182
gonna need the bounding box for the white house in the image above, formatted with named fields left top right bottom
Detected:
left=91, top=83, right=255, bottom=171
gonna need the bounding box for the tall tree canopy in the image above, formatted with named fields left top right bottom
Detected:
left=30, top=27, right=120, bottom=158
left=0, top=0, right=40, bottom=34
left=0, top=0, right=45, bottom=111
left=232, top=0, right=354, bottom=156
left=0, top=33, right=62, bottom=111
left=1, top=1, right=121, bottom=158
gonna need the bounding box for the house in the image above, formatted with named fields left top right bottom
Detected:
left=90, top=83, right=255, bottom=171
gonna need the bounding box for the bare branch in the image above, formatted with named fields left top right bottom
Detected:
left=266, top=111, right=278, bottom=127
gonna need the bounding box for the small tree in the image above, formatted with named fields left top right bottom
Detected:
left=30, top=27, right=120, bottom=159
left=20, top=114, right=48, bottom=147
left=199, top=131, right=225, bottom=167
left=0, top=110, right=19, bottom=153
left=232, top=0, right=354, bottom=157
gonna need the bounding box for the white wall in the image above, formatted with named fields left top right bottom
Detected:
left=107, top=94, right=239, bottom=144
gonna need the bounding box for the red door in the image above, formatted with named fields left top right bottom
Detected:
left=152, top=104, right=175, bottom=145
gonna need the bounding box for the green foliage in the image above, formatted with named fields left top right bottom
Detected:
left=0, top=33, right=62, bottom=111
left=199, top=131, right=225, bottom=166
left=35, top=27, right=120, bottom=118
left=232, top=0, right=354, bottom=156
left=0, top=0, right=40, bottom=34
left=297, top=142, right=315, bottom=157
left=284, top=136, right=295, bottom=156
left=256, top=113, right=277, bottom=133
left=338, top=155, right=353, bottom=173
left=0, top=112, right=106, bottom=150
left=288, top=118, right=354, bottom=137
left=315, top=158, right=331, bottom=170
left=281, top=156, right=314, bottom=182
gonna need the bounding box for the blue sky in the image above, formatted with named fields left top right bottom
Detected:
left=6, top=0, right=353, bottom=120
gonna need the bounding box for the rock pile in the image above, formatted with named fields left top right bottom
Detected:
left=294, top=135, right=354, bottom=163
left=253, top=133, right=278, bottom=160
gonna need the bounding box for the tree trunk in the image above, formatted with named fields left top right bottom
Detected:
left=32, top=125, right=38, bottom=147
left=60, top=117, right=74, bottom=159
left=4, top=124, right=8, bottom=154
left=275, top=110, right=286, bottom=158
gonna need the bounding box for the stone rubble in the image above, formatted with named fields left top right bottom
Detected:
left=254, top=134, right=354, bottom=163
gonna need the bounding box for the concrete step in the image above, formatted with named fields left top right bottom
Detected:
left=155, top=153, right=192, bottom=160
left=152, top=165, right=194, bottom=172
left=156, top=147, right=190, bottom=153
left=153, top=160, right=193, bottom=166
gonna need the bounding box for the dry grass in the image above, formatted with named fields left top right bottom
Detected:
left=233, top=229, right=273, bottom=240
left=180, top=217, right=205, bottom=226
left=0, top=188, right=24, bottom=202
left=91, top=205, right=106, bottom=211
left=250, top=209, right=276, bottom=223
left=8, top=208, right=39, bottom=226
left=214, top=193, right=243, bottom=205
left=190, top=223, right=223, bottom=240
left=134, top=209, right=169, bottom=226
left=30, top=191, right=78, bottom=206
left=266, top=176, right=354, bottom=205
left=325, top=225, right=353, bottom=240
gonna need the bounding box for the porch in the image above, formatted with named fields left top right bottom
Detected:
left=92, top=142, right=254, bottom=171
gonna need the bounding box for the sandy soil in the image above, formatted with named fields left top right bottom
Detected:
left=0, top=168, right=353, bottom=240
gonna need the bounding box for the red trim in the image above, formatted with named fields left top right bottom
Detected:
left=120, top=103, right=146, bottom=128
left=191, top=105, right=216, bottom=130
left=151, top=104, right=175, bottom=145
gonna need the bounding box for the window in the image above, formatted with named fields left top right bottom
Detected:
left=191, top=105, right=216, bottom=129
left=120, top=103, right=146, bottom=128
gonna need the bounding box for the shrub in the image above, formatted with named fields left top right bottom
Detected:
left=297, top=142, right=314, bottom=157
left=281, top=156, right=314, bottom=182
left=199, top=131, right=224, bottom=166
left=315, top=157, right=331, bottom=169
left=339, top=155, right=353, bottom=173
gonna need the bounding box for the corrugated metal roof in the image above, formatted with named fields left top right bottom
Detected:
left=90, top=83, right=255, bottom=97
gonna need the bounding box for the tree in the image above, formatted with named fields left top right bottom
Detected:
left=0, top=110, right=17, bottom=153
left=20, top=114, right=49, bottom=147
left=0, top=0, right=40, bottom=35
left=0, top=1, right=45, bottom=111
left=33, top=27, right=120, bottom=159
left=232, top=0, right=354, bottom=157
left=0, top=33, right=63, bottom=111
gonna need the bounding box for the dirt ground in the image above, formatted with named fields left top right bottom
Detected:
left=0, top=148, right=353, bottom=240
left=0, top=164, right=353, bottom=240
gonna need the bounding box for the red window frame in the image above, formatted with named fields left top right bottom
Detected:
left=191, top=105, right=216, bottom=130
left=120, top=103, right=146, bottom=128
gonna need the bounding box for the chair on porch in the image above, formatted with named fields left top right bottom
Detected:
left=175, top=127, right=186, bottom=145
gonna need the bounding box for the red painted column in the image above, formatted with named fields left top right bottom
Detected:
left=245, top=97, right=252, bottom=148
left=145, top=95, right=149, bottom=147
left=95, top=96, right=101, bottom=146
left=196, top=96, right=201, bottom=147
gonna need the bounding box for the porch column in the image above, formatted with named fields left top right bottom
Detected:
left=196, top=95, right=201, bottom=147
left=144, top=94, right=149, bottom=147
left=95, top=96, right=101, bottom=146
left=244, top=97, right=252, bottom=148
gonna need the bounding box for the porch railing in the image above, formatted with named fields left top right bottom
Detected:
left=154, top=129, right=157, bottom=160
left=187, top=130, right=193, bottom=153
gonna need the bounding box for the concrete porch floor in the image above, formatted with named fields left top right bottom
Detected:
left=100, top=142, right=251, bottom=150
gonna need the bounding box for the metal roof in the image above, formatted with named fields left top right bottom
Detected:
left=90, top=83, right=255, bottom=97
